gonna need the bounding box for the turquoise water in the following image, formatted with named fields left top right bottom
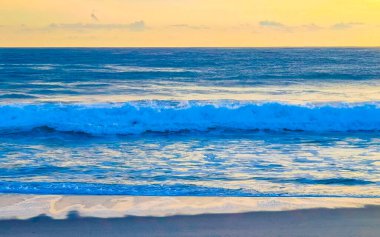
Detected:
left=0, top=48, right=379, bottom=197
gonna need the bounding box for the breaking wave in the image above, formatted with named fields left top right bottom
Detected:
left=1, top=101, right=380, bottom=135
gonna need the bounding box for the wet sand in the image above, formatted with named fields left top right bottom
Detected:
left=0, top=195, right=379, bottom=237
left=0, top=206, right=379, bottom=237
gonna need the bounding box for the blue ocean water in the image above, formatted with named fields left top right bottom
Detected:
left=0, top=48, right=379, bottom=197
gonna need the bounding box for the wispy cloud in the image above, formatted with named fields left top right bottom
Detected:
left=299, top=24, right=322, bottom=31
left=169, top=24, right=209, bottom=30
left=128, top=21, right=146, bottom=31
left=259, top=21, right=291, bottom=31
left=258, top=21, right=366, bottom=32
left=259, top=21, right=286, bottom=28
left=47, top=21, right=146, bottom=32
left=331, top=22, right=363, bottom=30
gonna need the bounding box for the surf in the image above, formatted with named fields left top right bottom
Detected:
left=1, top=100, right=379, bottom=135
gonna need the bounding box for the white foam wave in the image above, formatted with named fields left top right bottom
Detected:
left=97, top=65, right=199, bottom=73
left=0, top=101, right=379, bottom=134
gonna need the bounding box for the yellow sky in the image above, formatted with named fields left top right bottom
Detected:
left=0, top=0, right=379, bottom=47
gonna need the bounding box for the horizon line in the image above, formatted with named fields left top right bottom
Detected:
left=0, top=46, right=379, bottom=49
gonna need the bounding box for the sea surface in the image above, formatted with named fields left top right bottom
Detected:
left=0, top=48, right=379, bottom=197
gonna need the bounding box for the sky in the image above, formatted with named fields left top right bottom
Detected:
left=0, top=0, right=379, bottom=47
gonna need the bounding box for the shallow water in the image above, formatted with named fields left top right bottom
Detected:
left=0, top=48, right=379, bottom=196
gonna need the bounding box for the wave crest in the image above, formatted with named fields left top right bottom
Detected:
left=1, top=101, right=379, bottom=135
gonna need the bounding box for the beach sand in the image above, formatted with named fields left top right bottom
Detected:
left=0, top=195, right=379, bottom=237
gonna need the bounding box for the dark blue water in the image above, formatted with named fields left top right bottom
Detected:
left=0, top=48, right=379, bottom=197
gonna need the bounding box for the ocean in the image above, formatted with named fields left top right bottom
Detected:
left=0, top=47, right=379, bottom=197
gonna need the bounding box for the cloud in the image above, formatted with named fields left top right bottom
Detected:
left=299, top=24, right=322, bottom=31
left=331, top=22, right=363, bottom=30
left=258, top=21, right=369, bottom=32
left=128, top=21, right=146, bottom=31
left=259, top=21, right=291, bottom=31
left=48, top=21, right=146, bottom=32
left=258, top=21, right=365, bottom=32
left=259, top=21, right=286, bottom=28
left=168, top=24, right=209, bottom=30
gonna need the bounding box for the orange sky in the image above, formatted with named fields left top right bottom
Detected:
left=0, top=0, right=379, bottom=47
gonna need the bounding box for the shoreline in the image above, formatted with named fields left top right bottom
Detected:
left=1, top=195, right=379, bottom=236
left=1, top=205, right=379, bottom=237
left=1, top=194, right=379, bottom=220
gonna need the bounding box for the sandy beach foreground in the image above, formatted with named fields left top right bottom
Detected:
left=0, top=195, right=379, bottom=237
left=1, top=206, right=380, bottom=237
